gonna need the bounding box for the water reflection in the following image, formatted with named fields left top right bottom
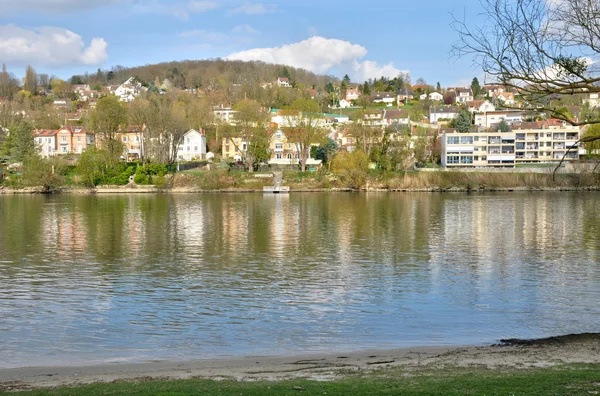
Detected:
left=0, top=192, right=599, bottom=368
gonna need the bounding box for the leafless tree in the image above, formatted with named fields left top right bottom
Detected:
left=451, top=0, right=600, bottom=176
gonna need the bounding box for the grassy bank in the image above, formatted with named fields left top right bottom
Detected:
left=171, top=169, right=600, bottom=192
left=4, top=364, right=600, bottom=395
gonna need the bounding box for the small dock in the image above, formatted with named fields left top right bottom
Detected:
left=263, top=172, right=290, bottom=194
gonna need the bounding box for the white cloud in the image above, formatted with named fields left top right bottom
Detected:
left=0, top=25, right=108, bottom=66
left=226, top=36, right=405, bottom=81
left=0, top=0, right=119, bottom=12
left=229, top=2, right=275, bottom=15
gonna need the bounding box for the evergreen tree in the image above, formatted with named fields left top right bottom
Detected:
left=471, top=77, right=482, bottom=98
left=1, top=120, right=36, bottom=162
left=362, top=82, right=371, bottom=95
left=436, top=82, right=442, bottom=92
left=450, top=110, right=473, bottom=133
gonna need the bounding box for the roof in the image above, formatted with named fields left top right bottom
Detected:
left=35, top=129, right=60, bottom=137
left=384, top=109, right=409, bottom=119
left=467, top=100, right=484, bottom=108
left=431, top=107, right=459, bottom=114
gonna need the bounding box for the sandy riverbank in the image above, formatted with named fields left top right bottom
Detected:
left=1, top=333, right=599, bottom=391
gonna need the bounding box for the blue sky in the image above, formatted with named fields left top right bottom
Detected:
left=0, top=0, right=485, bottom=86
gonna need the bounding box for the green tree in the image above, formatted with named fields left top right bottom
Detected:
left=314, top=137, right=339, bottom=171
left=497, top=119, right=511, bottom=132
left=436, top=82, right=442, bottom=92
left=281, top=98, right=326, bottom=172
left=471, top=77, right=481, bottom=98
left=362, top=82, right=371, bottom=95
left=22, top=155, right=66, bottom=192
left=222, top=99, right=270, bottom=172
left=331, top=149, right=369, bottom=189
left=88, top=95, right=127, bottom=160
left=1, top=120, right=35, bottom=162
left=450, top=110, right=473, bottom=132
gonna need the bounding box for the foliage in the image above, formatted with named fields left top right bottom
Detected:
left=21, top=155, right=66, bottom=191
left=134, top=163, right=168, bottom=185
left=450, top=110, right=473, bottom=132
left=497, top=119, right=511, bottom=132
left=583, top=125, right=600, bottom=159
left=314, top=138, right=338, bottom=166
left=331, top=149, right=369, bottom=189
left=77, top=147, right=134, bottom=187
left=1, top=120, right=35, bottom=163
left=471, top=77, right=481, bottom=98
left=88, top=95, right=128, bottom=159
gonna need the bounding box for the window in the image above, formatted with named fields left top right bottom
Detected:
left=242, top=143, right=247, bottom=151
left=225, top=144, right=230, bottom=152
left=136, top=136, right=140, bottom=142
left=38, top=138, right=42, bottom=143
left=447, top=155, right=460, bottom=164
left=276, top=153, right=282, bottom=159
left=61, top=146, right=67, bottom=153
left=288, top=143, right=291, bottom=149
left=295, top=154, right=299, bottom=159
left=460, top=136, right=473, bottom=144
left=474, top=136, right=479, bottom=141
left=122, top=136, right=127, bottom=142
left=460, top=156, right=473, bottom=164
left=194, top=146, right=198, bottom=152
left=275, top=143, right=283, bottom=150
left=61, top=136, right=66, bottom=142
left=287, top=154, right=292, bottom=159
left=187, top=138, right=190, bottom=144
left=77, top=137, right=81, bottom=142
left=276, top=132, right=283, bottom=139
left=447, top=136, right=459, bottom=144
left=47, top=138, right=52, bottom=143
left=187, top=146, right=190, bottom=152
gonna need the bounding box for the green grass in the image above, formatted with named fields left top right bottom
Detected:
left=4, top=364, right=600, bottom=395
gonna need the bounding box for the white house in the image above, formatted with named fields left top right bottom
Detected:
left=495, top=92, right=516, bottom=106
left=114, top=77, right=143, bottom=102
left=455, top=88, right=473, bottom=103
left=213, top=106, right=237, bottom=123
left=469, top=100, right=496, bottom=113
left=430, top=92, right=443, bottom=101
left=430, top=107, right=460, bottom=124
left=474, top=110, right=523, bottom=128
left=338, top=99, right=352, bottom=109
left=277, top=77, right=291, bottom=88
left=34, top=129, right=60, bottom=158
left=346, top=87, right=360, bottom=101
left=177, top=129, right=207, bottom=161
left=583, top=92, right=600, bottom=108
left=372, top=92, right=396, bottom=106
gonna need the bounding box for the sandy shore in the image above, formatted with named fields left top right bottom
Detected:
left=1, top=333, right=599, bottom=391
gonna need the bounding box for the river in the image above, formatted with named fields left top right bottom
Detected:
left=1, top=192, right=599, bottom=368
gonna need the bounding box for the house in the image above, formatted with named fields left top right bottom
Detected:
left=361, top=109, right=385, bottom=126
left=474, top=110, right=523, bottom=128
left=268, top=129, right=322, bottom=166
left=222, top=137, right=247, bottom=162
left=114, top=77, right=143, bottom=102
left=583, top=92, right=600, bottom=108
left=397, top=89, right=414, bottom=105
left=430, top=107, right=460, bottom=124
left=277, top=77, right=291, bottom=88
left=213, top=106, right=237, bottom=123
left=483, top=85, right=506, bottom=96
left=371, top=92, right=396, bottom=106
left=428, top=92, right=443, bottom=101
left=383, top=109, right=410, bottom=126
left=116, top=125, right=144, bottom=160
left=346, top=87, right=361, bottom=101
left=330, top=128, right=356, bottom=152
left=260, top=82, right=273, bottom=89
left=494, top=92, right=516, bottom=106
left=68, top=126, right=95, bottom=154
left=454, top=88, right=473, bottom=103
left=177, top=129, right=207, bottom=161
left=34, top=129, right=60, bottom=158
left=468, top=100, right=496, bottom=113
left=338, top=99, right=352, bottom=109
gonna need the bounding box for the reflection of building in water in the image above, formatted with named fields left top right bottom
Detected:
left=266, top=195, right=294, bottom=260
left=174, top=200, right=205, bottom=259
left=56, top=210, right=88, bottom=261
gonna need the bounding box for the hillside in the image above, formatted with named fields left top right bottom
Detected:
left=75, top=59, right=337, bottom=91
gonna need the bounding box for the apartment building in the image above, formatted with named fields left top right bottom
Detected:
left=441, top=123, right=581, bottom=168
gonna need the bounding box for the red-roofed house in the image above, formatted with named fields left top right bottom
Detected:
left=34, top=129, right=60, bottom=157
left=277, top=77, right=291, bottom=88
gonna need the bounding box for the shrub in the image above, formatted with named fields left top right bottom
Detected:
left=331, top=150, right=369, bottom=189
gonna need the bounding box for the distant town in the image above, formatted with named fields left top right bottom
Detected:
left=1, top=61, right=599, bottom=187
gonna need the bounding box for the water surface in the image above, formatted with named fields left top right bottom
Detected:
left=1, top=192, right=599, bottom=368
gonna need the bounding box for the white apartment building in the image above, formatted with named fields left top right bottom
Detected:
left=441, top=124, right=581, bottom=168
